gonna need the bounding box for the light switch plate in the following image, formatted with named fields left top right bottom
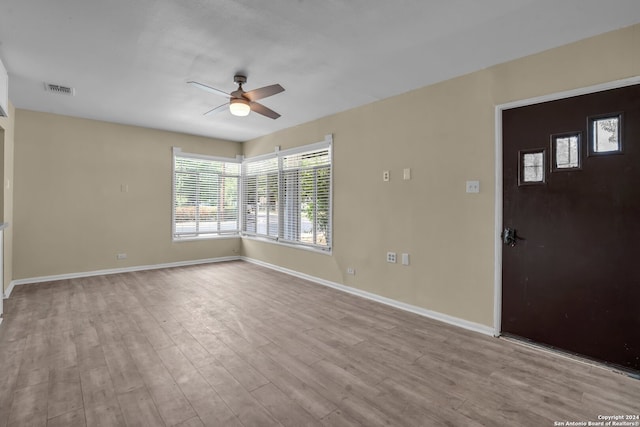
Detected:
left=401, top=253, right=410, bottom=265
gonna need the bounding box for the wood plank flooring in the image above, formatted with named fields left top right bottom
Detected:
left=0, top=260, right=638, bottom=426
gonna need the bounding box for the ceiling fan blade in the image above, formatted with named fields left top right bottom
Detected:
left=250, top=102, right=281, bottom=119
left=244, top=84, right=285, bottom=102
left=188, top=81, right=230, bottom=98
left=203, top=102, right=229, bottom=117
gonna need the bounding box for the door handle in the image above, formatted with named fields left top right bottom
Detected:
left=502, top=227, right=523, bottom=247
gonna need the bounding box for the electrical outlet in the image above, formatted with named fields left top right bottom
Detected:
left=346, top=267, right=356, bottom=275
left=116, top=253, right=127, bottom=260
left=383, top=170, right=390, bottom=182
left=386, top=252, right=396, bottom=263
left=466, top=180, right=480, bottom=193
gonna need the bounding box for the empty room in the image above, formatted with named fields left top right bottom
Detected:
left=0, top=1, right=639, bottom=426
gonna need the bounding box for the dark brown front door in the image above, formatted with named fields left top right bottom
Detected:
left=502, top=84, right=640, bottom=372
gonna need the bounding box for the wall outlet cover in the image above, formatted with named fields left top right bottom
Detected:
left=466, top=180, right=480, bottom=193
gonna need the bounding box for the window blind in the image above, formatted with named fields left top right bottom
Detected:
left=241, top=139, right=332, bottom=251
left=280, top=147, right=331, bottom=249
left=173, top=151, right=240, bottom=239
left=242, top=156, right=279, bottom=238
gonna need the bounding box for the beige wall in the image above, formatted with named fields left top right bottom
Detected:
left=242, top=23, right=640, bottom=327
left=0, top=101, right=15, bottom=293
left=13, top=111, right=242, bottom=279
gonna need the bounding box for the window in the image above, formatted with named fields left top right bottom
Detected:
left=242, top=157, right=279, bottom=238
left=173, top=148, right=240, bottom=240
left=242, top=137, right=332, bottom=251
left=519, top=149, right=545, bottom=185
left=551, top=132, right=581, bottom=171
left=588, top=113, right=623, bottom=155
left=280, top=146, right=331, bottom=248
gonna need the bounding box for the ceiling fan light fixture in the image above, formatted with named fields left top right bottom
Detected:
left=229, top=98, right=250, bottom=116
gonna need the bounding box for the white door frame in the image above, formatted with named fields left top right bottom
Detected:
left=493, top=76, right=640, bottom=337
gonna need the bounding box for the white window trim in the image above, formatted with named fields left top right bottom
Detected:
left=173, top=147, right=243, bottom=163
left=242, top=234, right=333, bottom=256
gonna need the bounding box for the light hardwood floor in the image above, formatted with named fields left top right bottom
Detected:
left=0, top=261, right=638, bottom=426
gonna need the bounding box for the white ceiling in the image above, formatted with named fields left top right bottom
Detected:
left=1, top=1, right=639, bottom=142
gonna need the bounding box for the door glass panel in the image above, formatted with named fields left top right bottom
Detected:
left=588, top=114, right=622, bottom=155
left=552, top=133, right=581, bottom=171
left=519, top=150, right=545, bottom=185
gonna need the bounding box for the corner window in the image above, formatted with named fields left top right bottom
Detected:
left=172, top=149, right=240, bottom=240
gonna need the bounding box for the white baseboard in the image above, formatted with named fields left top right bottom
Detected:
left=4, top=256, right=240, bottom=299
left=241, top=257, right=494, bottom=336
left=3, top=280, right=15, bottom=299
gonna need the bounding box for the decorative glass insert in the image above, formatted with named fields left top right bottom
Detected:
left=519, top=149, right=545, bottom=185
left=588, top=113, right=622, bottom=155
left=552, top=132, right=581, bottom=171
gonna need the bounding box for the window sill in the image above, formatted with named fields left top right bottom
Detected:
left=173, top=234, right=241, bottom=243
left=172, top=233, right=332, bottom=256
left=241, top=234, right=332, bottom=256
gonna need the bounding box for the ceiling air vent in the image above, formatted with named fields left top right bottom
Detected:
left=44, top=83, right=75, bottom=96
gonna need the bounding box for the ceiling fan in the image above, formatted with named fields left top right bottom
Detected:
left=188, top=75, right=284, bottom=119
